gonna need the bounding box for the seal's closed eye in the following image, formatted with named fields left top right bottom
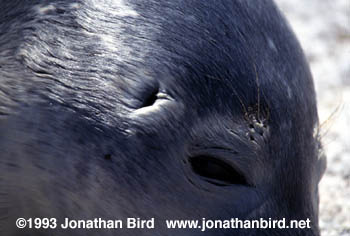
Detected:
left=189, top=156, right=249, bottom=187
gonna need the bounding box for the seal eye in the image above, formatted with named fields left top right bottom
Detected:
left=189, top=156, right=248, bottom=186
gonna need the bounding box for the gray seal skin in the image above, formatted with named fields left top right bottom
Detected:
left=0, top=0, right=326, bottom=235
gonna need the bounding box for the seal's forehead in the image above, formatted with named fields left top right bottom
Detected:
left=0, top=0, right=163, bottom=122
left=34, top=0, right=138, bottom=17
left=30, top=0, right=152, bottom=63
left=0, top=0, right=317, bottom=128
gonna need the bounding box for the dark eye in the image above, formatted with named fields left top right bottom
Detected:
left=189, top=156, right=249, bottom=186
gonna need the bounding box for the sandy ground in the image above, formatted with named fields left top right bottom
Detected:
left=274, top=1, right=350, bottom=235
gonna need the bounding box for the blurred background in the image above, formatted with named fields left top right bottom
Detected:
left=274, top=1, right=350, bottom=235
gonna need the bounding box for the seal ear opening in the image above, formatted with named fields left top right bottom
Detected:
left=189, top=156, right=249, bottom=187
left=141, top=86, right=159, bottom=108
